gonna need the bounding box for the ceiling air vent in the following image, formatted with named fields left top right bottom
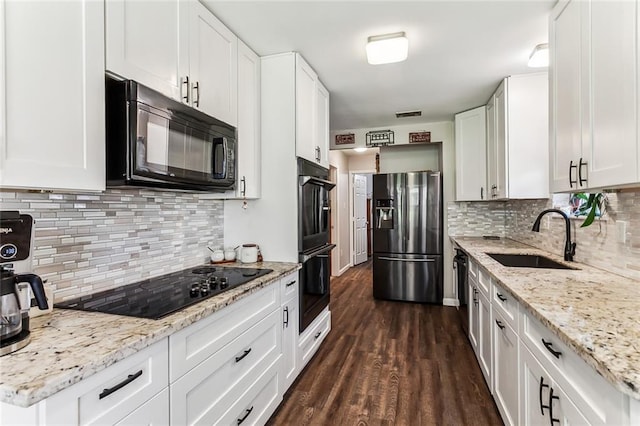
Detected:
left=395, top=110, right=422, bottom=118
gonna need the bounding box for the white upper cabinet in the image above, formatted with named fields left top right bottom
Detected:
left=236, top=40, right=261, bottom=199
left=486, top=73, right=549, bottom=200
left=105, top=0, right=184, bottom=101
left=550, top=0, right=638, bottom=192
left=295, top=54, right=329, bottom=167
left=316, top=81, right=330, bottom=168
left=455, top=106, right=487, bottom=201
left=296, top=55, right=318, bottom=164
left=0, top=0, right=105, bottom=191
left=106, top=0, right=238, bottom=126
left=189, top=2, right=238, bottom=126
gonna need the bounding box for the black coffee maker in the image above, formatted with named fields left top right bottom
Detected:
left=0, top=211, right=48, bottom=356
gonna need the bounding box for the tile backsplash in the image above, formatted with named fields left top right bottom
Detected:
left=449, top=190, right=640, bottom=281
left=0, top=189, right=223, bottom=302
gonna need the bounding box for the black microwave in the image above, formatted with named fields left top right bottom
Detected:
left=106, top=77, right=236, bottom=192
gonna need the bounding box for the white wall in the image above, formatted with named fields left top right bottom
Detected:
left=348, top=152, right=376, bottom=171
left=331, top=120, right=457, bottom=302
left=328, top=150, right=351, bottom=276
left=379, top=143, right=441, bottom=173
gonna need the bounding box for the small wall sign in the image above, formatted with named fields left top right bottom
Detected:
left=409, top=131, right=431, bottom=143
left=335, top=133, right=355, bottom=145
left=366, top=130, right=395, bottom=147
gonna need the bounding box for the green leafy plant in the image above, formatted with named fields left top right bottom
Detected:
left=572, top=192, right=606, bottom=227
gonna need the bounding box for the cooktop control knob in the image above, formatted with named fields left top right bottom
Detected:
left=190, top=283, right=200, bottom=297
left=199, top=283, right=209, bottom=296
left=207, top=276, right=218, bottom=289
left=219, top=277, right=228, bottom=289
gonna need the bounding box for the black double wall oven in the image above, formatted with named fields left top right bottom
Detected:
left=298, top=158, right=335, bottom=333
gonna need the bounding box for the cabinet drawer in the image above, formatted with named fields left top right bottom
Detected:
left=114, top=387, right=168, bottom=426
left=217, top=357, right=282, bottom=426
left=520, top=311, right=625, bottom=424
left=491, top=280, right=519, bottom=330
left=477, top=266, right=491, bottom=298
left=299, top=308, right=331, bottom=367
left=45, top=339, right=169, bottom=425
left=280, top=271, right=298, bottom=302
left=169, top=284, right=279, bottom=382
left=170, top=309, right=281, bottom=425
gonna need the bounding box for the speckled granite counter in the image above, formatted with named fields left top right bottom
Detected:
left=0, top=261, right=300, bottom=407
left=451, top=237, right=640, bottom=401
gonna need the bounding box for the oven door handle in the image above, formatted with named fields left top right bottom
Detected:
left=300, top=175, right=336, bottom=191
left=378, top=256, right=435, bottom=263
left=299, top=244, right=336, bottom=262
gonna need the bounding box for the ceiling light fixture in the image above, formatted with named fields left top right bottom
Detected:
left=353, top=147, right=368, bottom=153
left=528, top=43, right=549, bottom=68
left=366, top=32, right=408, bottom=65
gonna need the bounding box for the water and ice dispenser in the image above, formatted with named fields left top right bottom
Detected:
left=375, top=199, right=394, bottom=229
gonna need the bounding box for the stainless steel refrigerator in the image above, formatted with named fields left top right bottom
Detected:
left=372, top=171, right=443, bottom=303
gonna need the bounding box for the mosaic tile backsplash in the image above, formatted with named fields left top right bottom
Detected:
left=448, top=190, right=640, bottom=281
left=0, top=189, right=223, bottom=302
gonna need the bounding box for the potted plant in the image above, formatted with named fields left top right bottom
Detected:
left=571, top=192, right=607, bottom=227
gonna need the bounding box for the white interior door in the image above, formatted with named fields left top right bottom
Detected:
left=353, top=174, right=368, bottom=265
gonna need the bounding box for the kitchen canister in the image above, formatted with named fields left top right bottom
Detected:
left=240, top=244, right=259, bottom=263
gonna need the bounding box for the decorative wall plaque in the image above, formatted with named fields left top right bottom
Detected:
left=409, top=131, right=431, bottom=143
left=366, top=130, right=395, bottom=147
left=335, top=133, right=355, bottom=145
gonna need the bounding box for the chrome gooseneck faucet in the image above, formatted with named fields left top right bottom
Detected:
left=531, top=209, right=576, bottom=261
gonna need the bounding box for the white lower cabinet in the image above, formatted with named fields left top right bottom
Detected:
left=217, top=357, right=282, bottom=426
left=1, top=274, right=335, bottom=425
left=477, top=290, right=492, bottom=388
left=464, top=252, right=631, bottom=425
left=0, top=339, right=170, bottom=425
left=280, top=272, right=300, bottom=393
left=170, top=309, right=282, bottom=425
left=520, top=344, right=588, bottom=426
left=493, top=309, right=519, bottom=426
left=468, top=279, right=479, bottom=353
left=298, top=307, right=331, bottom=370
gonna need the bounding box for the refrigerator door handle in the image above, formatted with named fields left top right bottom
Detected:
left=378, top=257, right=435, bottom=263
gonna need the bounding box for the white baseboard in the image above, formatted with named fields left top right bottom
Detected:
left=335, top=263, right=352, bottom=277
left=443, top=298, right=459, bottom=307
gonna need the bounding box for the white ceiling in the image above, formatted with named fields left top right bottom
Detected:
left=204, top=1, right=555, bottom=131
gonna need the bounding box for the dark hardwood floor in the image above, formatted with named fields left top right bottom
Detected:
left=267, top=260, right=502, bottom=426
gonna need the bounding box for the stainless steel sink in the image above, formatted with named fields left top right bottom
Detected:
left=486, top=253, right=578, bottom=270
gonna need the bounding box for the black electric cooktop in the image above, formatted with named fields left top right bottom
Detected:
left=55, top=266, right=273, bottom=319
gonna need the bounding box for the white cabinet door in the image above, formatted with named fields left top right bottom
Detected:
left=585, top=0, right=637, bottom=188
left=105, top=0, right=185, bottom=101
left=316, top=81, right=330, bottom=168
left=478, top=291, right=492, bottom=389
left=520, top=344, right=552, bottom=426
left=237, top=40, right=261, bottom=199
left=281, top=296, right=299, bottom=393
left=0, top=0, right=105, bottom=191
left=295, top=54, right=318, bottom=164
left=468, top=280, right=479, bottom=353
left=493, top=311, right=519, bottom=426
left=189, top=2, right=237, bottom=126
left=550, top=0, right=586, bottom=193
left=455, top=106, right=487, bottom=201
left=492, top=81, right=508, bottom=199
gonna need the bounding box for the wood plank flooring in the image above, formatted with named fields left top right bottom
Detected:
left=267, top=260, right=502, bottom=426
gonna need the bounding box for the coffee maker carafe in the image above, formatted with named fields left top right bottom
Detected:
left=0, top=211, right=49, bottom=356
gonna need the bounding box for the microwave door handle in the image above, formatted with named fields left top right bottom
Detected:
left=299, top=176, right=336, bottom=191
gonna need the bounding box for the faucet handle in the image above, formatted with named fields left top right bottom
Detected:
left=570, top=242, right=576, bottom=257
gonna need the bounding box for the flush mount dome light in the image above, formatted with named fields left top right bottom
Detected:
left=528, top=43, right=549, bottom=68
left=353, top=147, right=368, bottom=153
left=366, top=32, right=408, bottom=65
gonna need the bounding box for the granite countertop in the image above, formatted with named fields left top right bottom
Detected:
left=0, top=261, right=300, bottom=408
left=451, top=236, right=640, bottom=401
